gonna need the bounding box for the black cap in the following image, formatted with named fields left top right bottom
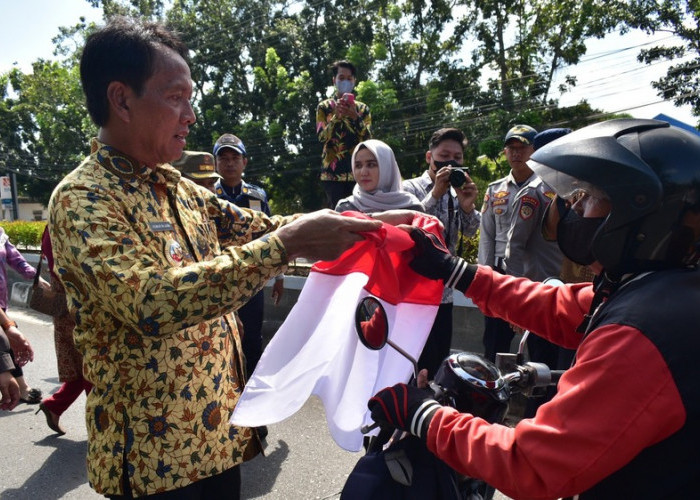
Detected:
left=504, top=125, right=537, bottom=145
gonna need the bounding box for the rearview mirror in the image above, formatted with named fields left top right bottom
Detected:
left=354, top=296, right=419, bottom=380
left=355, top=296, right=388, bottom=350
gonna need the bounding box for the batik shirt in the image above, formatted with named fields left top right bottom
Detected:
left=316, top=98, right=372, bottom=182
left=48, top=139, right=294, bottom=496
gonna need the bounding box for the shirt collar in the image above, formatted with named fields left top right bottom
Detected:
left=90, top=138, right=182, bottom=188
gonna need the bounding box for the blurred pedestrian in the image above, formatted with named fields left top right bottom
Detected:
left=0, top=226, right=42, bottom=404
left=35, top=227, right=92, bottom=435
left=0, top=309, right=32, bottom=410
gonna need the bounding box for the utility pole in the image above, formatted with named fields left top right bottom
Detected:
left=11, top=172, right=19, bottom=220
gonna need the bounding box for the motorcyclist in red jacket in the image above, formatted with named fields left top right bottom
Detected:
left=369, top=119, right=700, bottom=499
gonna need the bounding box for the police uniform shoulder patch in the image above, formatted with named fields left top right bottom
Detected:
left=519, top=195, right=539, bottom=220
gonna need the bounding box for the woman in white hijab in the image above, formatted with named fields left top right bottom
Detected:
left=335, top=139, right=423, bottom=213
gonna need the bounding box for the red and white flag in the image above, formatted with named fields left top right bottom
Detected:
left=230, top=213, right=444, bottom=451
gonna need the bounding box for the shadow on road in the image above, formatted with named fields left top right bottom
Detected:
left=0, top=436, right=89, bottom=499
left=241, top=439, right=290, bottom=498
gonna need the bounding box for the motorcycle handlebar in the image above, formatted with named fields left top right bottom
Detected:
left=550, top=370, right=565, bottom=384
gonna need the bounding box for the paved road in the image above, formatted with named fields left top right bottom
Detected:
left=0, top=307, right=511, bottom=500
left=0, top=308, right=364, bottom=499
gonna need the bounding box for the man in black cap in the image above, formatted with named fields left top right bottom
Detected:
left=213, top=133, right=284, bottom=381
left=172, top=150, right=222, bottom=193
left=477, top=124, right=537, bottom=361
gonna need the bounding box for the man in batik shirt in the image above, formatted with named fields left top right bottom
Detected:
left=316, top=60, right=372, bottom=208
left=48, top=17, right=380, bottom=498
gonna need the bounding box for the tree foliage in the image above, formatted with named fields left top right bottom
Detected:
left=1, top=0, right=665, bottom=213
left=624, top=0, right=700, bottom=125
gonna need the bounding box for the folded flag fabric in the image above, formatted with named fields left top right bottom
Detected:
left=230, top=213, right=444, bottom=451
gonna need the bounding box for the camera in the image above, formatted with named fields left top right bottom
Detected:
left=449, top=168, right=470, bottom=189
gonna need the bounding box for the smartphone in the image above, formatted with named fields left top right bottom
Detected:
left=342, top=93, right=355, bottom=105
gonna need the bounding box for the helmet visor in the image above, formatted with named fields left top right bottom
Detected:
left=529, top=159, right=610, bottom=202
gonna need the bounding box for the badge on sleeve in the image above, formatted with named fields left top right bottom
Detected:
left=249, top=200, right=262, bottom=212
left=165, top=240, right=184, bottom=265
left=519, top=196, right=539, bottom=220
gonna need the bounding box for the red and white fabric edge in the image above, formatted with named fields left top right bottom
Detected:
left=230, top=213, right=443, bottom=451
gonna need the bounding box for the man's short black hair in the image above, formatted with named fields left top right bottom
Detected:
left=332, top=60, right=357, bottom=77
left=80, top=16, right=189, bottom=126
left=429, top=128, right=468, bottom=150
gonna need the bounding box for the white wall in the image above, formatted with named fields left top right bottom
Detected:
left=1, top=201, right=47, bottom=221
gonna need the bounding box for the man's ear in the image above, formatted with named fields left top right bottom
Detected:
left=425, top=150, right=432, bottom=166
left=242, top=157, right=248, bottom=169
left=106, top=81, right=131, bottom=123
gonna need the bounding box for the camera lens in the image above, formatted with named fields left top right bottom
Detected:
left=449, top=168, right=467, bottom=189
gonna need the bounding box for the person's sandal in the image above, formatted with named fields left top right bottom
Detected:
left=20, top=387, right=42, bottom=405
left=35, top=402, right=66, bottom=435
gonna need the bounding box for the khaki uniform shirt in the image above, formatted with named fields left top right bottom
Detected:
left=477, top=173, right=527, bottom=270
left=48, top=139, right=294, bottom=496
left=504, top=176, right=563, bottom=281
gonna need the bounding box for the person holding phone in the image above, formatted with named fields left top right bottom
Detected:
left=316, top=60, right=372, bottom=209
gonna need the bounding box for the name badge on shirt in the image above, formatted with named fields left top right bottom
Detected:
left=249, top=200, right=262, bottom=212
left=150, top=221, right=175, bottom=232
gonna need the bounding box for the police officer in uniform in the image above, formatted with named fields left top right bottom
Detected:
left=505, top=129, right=569, bottom=417
left=213, top=134, right=284, bottom=384
left=477, top=124, right=537, bottom=361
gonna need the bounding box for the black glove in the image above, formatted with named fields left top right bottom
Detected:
left=409, top=228, right=476, bottom=293
left=368, top=383, right=442, bottom=440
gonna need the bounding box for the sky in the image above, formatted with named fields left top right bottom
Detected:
left=1, top=0, right=697, bottom=128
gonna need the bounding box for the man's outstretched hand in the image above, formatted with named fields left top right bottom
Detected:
left=277, top=209, right=381, bottom=262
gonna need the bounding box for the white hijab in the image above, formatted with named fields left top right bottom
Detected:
left=345, top=139, right=421, bottom=212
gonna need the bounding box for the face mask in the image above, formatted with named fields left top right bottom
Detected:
left=336, top=79, right=354, bottom=95
left=432, top=159, right=462, bottom=170
left=557, top=209, right=606, bottom=265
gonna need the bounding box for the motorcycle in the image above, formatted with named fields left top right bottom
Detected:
left=341, top=291, right=565, bottom=500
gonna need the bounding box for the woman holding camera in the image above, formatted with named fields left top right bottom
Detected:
left=335, top=139, right=423, bottom=213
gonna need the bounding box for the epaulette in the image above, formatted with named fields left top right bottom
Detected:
left=241, top=182, right=268, bottom=202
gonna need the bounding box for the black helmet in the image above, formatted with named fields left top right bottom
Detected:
left=528, top=118, right=700, bottom=278
left=433, top=353, right=510, bottom=424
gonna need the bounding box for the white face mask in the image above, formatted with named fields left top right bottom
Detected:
left=336, top=79, right=354, bottom=95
